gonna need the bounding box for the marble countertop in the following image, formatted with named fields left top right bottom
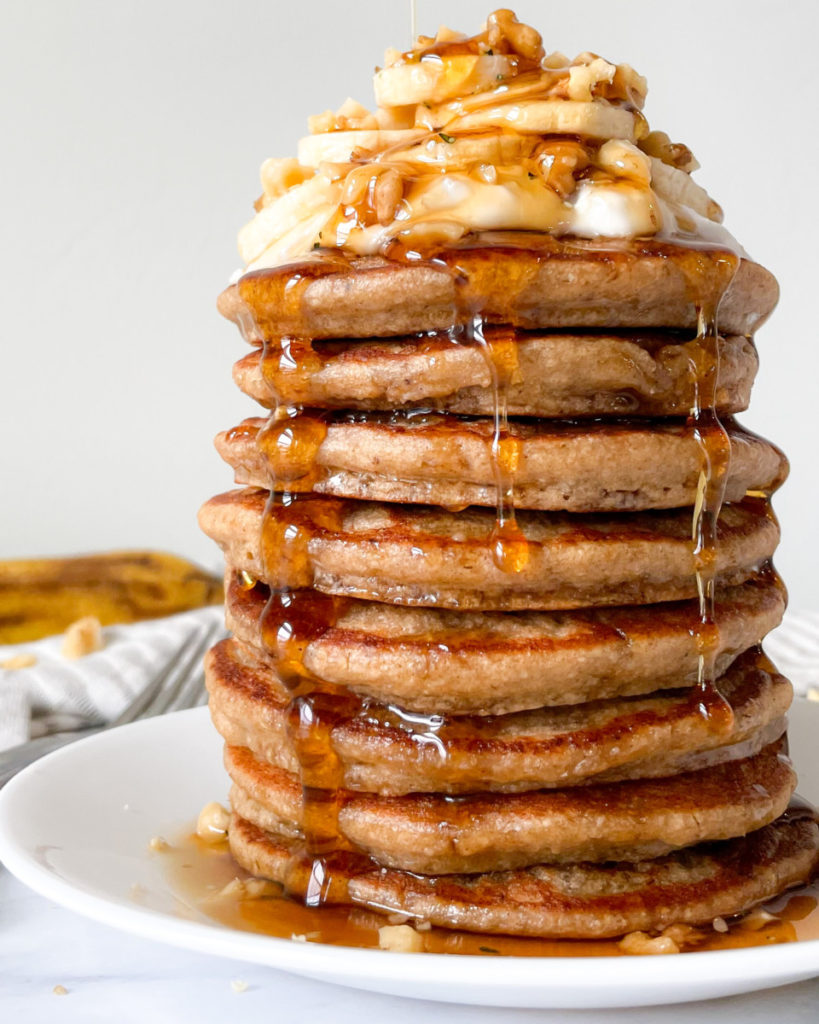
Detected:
left=2, top=869, right=818, bottom=1024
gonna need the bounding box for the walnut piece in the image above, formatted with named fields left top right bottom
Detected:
left=196, top=801, right=230, bottom=843
left=61, top=616, right=103, bottom=660
left=378, top=923, right=425, bottom=952
left=1, top=653, right=37, bottom=670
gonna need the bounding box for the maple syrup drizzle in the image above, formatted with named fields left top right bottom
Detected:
left=238, top=239, right=540, bottom=905
left=239, top=264, right=380, bottom=906
left=684, top=248, right=740, bottom=732
left=470, top=318, right=531, bottom=573
left=381, top=241, right=532, bottom=574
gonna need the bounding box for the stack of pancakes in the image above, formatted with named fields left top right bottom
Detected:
left=200, top=238, right=819, bottom=940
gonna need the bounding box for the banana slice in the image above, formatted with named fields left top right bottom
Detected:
left=393, top=131, right=533, bottom=168
left=299, top=128, right=533, bottom=169
left=238, top=174, right=340, bottom=265
left=246, top=204, right=338, bottom=271
left=374, top=55, right=516, bottom=107
left=298, top=129, right=426, bottom=167
left=425, top=99, right=636, bottom=140
left=649, top=157, right=722, bottom=222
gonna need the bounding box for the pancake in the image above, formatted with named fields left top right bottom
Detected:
left=199, top=489, right=779, bottom=610
left=216, top=415, right=786, bottom=513
left=206, top=639, right=791, bottom=794
left=225, top=739, right=795, bottom=873
left=232, top=330, right=758, bottom=418
left=228, top=810, right=819, bottom=939
left=218, top=237, right=778, bottom=339
left=225, top=573, right=784, bottom=714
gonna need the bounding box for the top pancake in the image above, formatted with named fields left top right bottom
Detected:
left=218, top=238, right=779, bottom=339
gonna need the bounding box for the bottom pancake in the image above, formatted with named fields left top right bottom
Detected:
left=225, top=739, right=795, bottom=873
left=228, top=809, right=819, bottom=939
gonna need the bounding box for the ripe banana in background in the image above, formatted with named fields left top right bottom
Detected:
left=0, top=551, right=222, bottom=643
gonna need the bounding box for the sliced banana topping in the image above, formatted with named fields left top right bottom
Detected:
left=374, top=54, right=516, bottom=107
left=236, top=9, right=733, bottom=269
left=298, top=129, right=427, bottom=167
left=648, top=157, right=723, bottom=222
left=419, top=98, right=637, bottom=140
left=298, top=128, right=533, bottom=170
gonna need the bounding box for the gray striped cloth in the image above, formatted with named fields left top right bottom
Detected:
left=0, top=606, right=225, bottom=751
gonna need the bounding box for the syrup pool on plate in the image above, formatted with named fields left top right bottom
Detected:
left=160, top=827, right=819, bottom=958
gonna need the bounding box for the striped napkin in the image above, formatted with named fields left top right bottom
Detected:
left=0, top=605, right=226, bottom=752
left=764, top=610, right=819, bottom=699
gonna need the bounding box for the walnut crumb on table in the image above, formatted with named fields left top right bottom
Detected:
left=61, top=616, right=103, bottom=659
left=52, top=985, right=68, bottom=996
left=0, top=653, right=37, bottom=670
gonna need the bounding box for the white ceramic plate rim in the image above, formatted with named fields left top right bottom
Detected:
left=1, top=702, right=818, bottom=1009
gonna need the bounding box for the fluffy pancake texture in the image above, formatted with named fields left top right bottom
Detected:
left=216, top=414, right=786, bottom=513
left=225, top=740, right=795, bottom=873
left=206, top=639, right=790, bottom=795
left=199, top=489, right=779, bottom=610
left=232, top=331, right=758, bottom=418
left=225, top=572, right=784, bottom=714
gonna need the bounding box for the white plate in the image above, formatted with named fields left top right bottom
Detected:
left=0, top=702, right=818, bottom=1010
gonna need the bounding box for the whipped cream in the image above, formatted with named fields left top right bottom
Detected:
left=237, top=10, right=738, bottom=271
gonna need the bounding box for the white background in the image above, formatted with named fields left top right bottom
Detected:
left=2, top=0, right=817, bottom=605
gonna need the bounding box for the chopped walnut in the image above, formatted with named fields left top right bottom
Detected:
left=661, top=923, right=702, bottom=947
left=259, top=158, right=313, bottom=203
left=567, top=56, right=617, bottom=102
left=61, top=616, right=103, bottom=660
left=308, top=97, right=378, bottom=134
left=542, top=50, right=570, bottom=70
left=639, top=130, right=700, bottom=173
left=307, top=109, right=337, bottom=134
left=52, top=985, right=68, bottom=996
left=618, top=930, right=681, bottom=955
left=596, top=139, right=652, bottom=186
left=196, top=801, right=230, bottom=843
left=532, top=139, right=591, bottom=198
left=485, top=9, right=545, bottom=63
left=378, top=923, right=425, bottom=952
left=340, top=164, right=403, bottom=226
left=611, top=63, right=648, bottom=109
left=216, top=876, right=277, bottom=899
left=373, top=168, right=403, bottom=224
